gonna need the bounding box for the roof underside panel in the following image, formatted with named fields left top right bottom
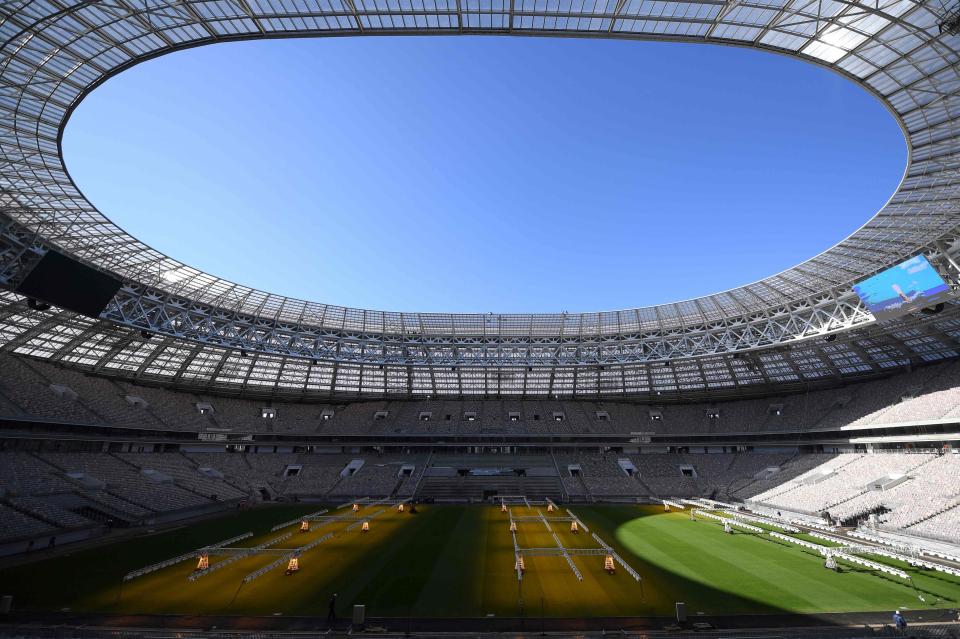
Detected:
left=0, top=0, right=958, bottom=397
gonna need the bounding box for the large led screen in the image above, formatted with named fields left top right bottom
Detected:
left=852, top=255, right=951, bottom=321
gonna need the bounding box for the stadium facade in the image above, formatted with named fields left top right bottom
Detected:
left=0, top=0, right=958, bottom=399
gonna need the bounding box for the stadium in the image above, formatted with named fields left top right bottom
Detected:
left=1, top=0, right=960, bottom=637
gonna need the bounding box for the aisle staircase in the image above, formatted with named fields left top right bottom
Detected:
left=416, top=474, right=563, bottom=501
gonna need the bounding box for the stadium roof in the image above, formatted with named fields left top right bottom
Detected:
left=0, top=0, right=959, bottom=398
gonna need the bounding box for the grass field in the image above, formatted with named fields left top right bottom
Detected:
left=1, top=503, right=959, bottom=619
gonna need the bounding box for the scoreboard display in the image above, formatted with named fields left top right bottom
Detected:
left=852, top=255, right=951, bottom=321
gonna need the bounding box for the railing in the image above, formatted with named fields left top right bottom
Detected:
left=873, top=522, right=960, bottom=546
left=10, top=625, right=960, bottom=639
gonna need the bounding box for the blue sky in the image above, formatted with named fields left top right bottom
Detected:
left=63, top=36, right=906, bottom=314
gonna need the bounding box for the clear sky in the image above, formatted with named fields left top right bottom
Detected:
left=63, top=36, right=906, bottom=314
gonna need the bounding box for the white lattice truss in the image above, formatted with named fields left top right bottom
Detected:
left=509, top=505, right=639, bottom=581
left=124, top=501, right=397, bottom=584
left=0, top=0, right=960, bottom=398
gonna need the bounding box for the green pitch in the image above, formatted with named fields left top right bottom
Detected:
left=1, top=503, right=959, bottom=619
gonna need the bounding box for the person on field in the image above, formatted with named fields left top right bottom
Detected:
left=893, top=610, right=907, bottom=633
left=327, top=593, right=338, bottom=625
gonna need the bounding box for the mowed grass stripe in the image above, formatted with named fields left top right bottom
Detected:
left=351, top=505, right=483, bottom=617
left=480, top=505, right=525, bottom=616
left=4, top=504, right=960, bottom=618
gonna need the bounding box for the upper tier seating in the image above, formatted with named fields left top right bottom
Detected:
left=0, top=503, right=57, bottom=541
left=4, top=351, right=960, bottom=436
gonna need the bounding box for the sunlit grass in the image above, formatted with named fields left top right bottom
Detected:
left=602, top=505, right=960, bottom=615
left=2, top=503, right=959, bottom=618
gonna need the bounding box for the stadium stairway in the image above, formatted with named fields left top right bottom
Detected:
left=323, top=473, right=344, bottom=498
left=1, top=498, right=90, bottom=532
left=905, top=499, right=960, bottom=529
left=176, top=451, right=249, bottom=496
left=18, top=358, right=104, bottom=424
left=728, top=451, right=801, bottom=498
left=73, top=498, right=140, bottom=527
left=633, top=474, right=654, bottom=497
left=826, top=453, right=942, bottom=513
left=825, top=487, right=871, bottom=511
left=573, top=474, right=592, bottom=500
left=0, top=383, right=26, bottom=417
left=548, top=451, right=570, bottom=500
left=416, top=475, right=563, bottom=501
left=105, top=378, right=168, bottom=429
left=757, top=454, right=866, bottom=503
left=23, top=452, right=150, bottom=525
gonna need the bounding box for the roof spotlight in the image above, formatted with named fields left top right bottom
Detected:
left=26, top=298, right=51, bottom=311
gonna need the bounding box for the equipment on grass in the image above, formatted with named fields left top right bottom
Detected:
left=352, top=604, right=366, bottom=628
left=604, top=554, right=616, bottom=574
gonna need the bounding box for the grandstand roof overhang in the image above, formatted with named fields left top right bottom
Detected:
left=0, top=0, right=959, bottom=398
